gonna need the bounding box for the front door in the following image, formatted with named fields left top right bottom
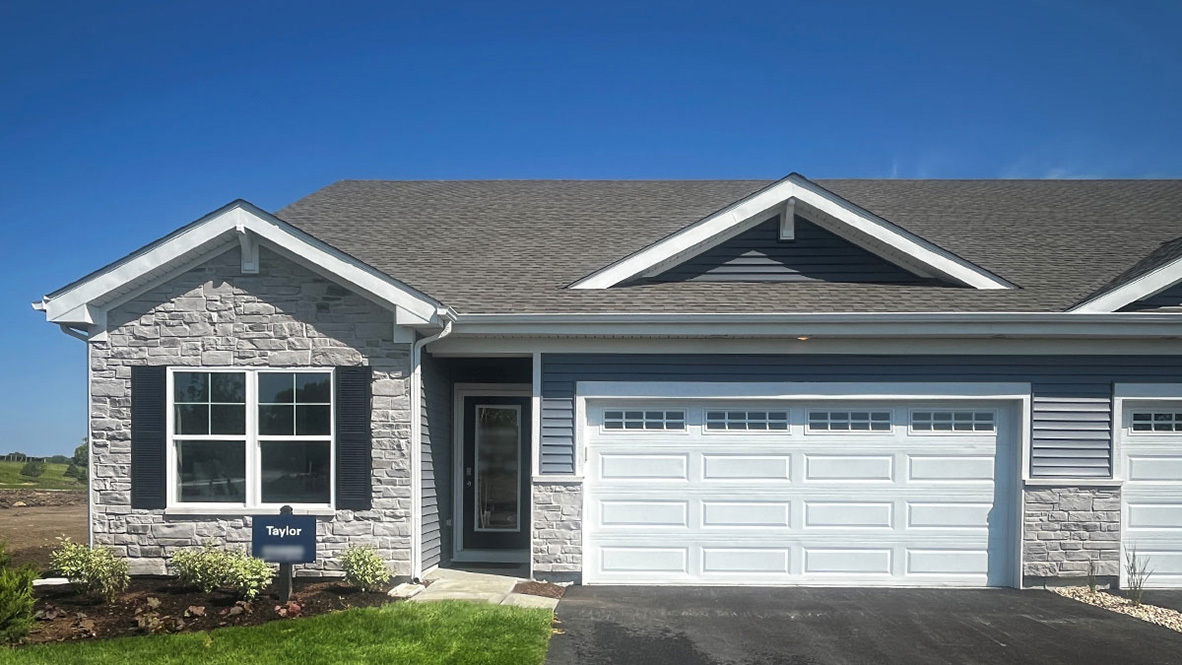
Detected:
left=461, top=396, right=531, bottom=553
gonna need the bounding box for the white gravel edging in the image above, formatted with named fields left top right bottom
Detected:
left=1051, top=586, right=1182, bottom=632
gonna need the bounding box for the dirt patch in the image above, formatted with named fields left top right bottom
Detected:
left=0, top=503, right=88, bottom=572
left=0, top=489, right=85, bottom=509
left=513, top=580, right=565, bottom=598
left=1051, top=586, right=1182, bottom=632
left=26, top=578, right=392, bottom=644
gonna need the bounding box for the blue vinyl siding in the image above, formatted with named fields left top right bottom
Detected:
left=539, top=354, right=1182, bottom=478
left=641, top=215, right=931, bottom=284
left=420, top=352, right=453, bottom=571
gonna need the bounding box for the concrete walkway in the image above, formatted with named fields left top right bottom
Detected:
left=411, top=568, right=559, bottom=610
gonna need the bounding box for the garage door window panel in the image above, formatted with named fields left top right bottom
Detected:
left=705, top=410, right=789, bottom=432
left=807, top=410, right=892, bottom=433
left=602, top=409, right=686, bottom=432
left=1130, top=411, right=1182, bottom=433
left=911, top=410, right=996, bottom=433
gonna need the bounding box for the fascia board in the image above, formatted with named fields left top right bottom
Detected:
left=1071, top=254, right=1182, bottom=313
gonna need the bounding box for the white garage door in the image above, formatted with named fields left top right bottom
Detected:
left=1122, top=400, right=1182, bottom=587
left=583, top=400, right=1016, bottom=586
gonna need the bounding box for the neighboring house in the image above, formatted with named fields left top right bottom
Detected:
left=32, top=175, right=1182, bottom=589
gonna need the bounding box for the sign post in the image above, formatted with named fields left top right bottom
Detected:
left=252, top=505, right=316, bottom=602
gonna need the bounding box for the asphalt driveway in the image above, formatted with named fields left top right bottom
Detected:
left=546, top=586, right=1182, bottom=665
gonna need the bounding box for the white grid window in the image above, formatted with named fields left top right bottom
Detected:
left=807, top=410, right=891, bottom=432
left=168, top=368, right=334, bottom=509
left=912, top=411, right=995, bottom=432
left=603, top=410, right=685, bottom=431
left=1131, top=412, right=1182, bottom=433
left=705, top=410, right=789, bottom=431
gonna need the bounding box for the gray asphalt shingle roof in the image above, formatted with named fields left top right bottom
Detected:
left=276, top=178, right=1182, bottom=314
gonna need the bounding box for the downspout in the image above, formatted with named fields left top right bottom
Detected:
left=53, top=322, right=93, bottom=546
left=409, top=312, right=455, bottom=581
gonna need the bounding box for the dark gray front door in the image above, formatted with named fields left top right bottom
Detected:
left=462, top=395, right=531, bottom=552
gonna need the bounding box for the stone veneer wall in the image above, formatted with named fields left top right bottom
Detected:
left=90, top=246, right=413, bottom=576
left=1023, top=486, right=1121, bottom=584
left=531, top=482, right=582, bottom=582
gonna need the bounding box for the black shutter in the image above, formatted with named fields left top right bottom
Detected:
left=335, top=366, right=373, bottom=510
left=130, top=365, right=167, bottom=509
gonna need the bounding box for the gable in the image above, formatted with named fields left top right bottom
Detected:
left=34, top=200, right=448, bottom=336
left=635, top=214, right=933, bottom=285
left=570, top=174, right=1014, bottom=291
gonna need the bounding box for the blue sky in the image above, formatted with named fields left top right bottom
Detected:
left=2, top=1, right=1180, bottom=455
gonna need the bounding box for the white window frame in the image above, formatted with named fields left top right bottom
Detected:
left=908, top=408, right=997, bottom=435
left=702, top=407, right=791, bottom=434
left=805, top=408, right=893, bottom=435
left=1126, top=409, right=1182, bottom=434
left=166, top=367, right=335, bottom=514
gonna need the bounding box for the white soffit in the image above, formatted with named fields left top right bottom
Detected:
left=569, top=174, right=1015, bottom=291
left=1071, top=254, right=1182, bottom=313
left=34, top=200, right=444, bottom=326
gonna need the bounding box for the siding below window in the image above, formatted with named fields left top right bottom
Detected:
left=640, top=216, right=932, bottom=284
left=421, top=352, right=453, bottom=571
left=539, top=354, right=1182, bottom=478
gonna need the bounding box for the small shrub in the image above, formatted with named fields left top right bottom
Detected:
left=1086, top=558, right=1097, bottom=593
left=171, top=544, right=272, bottom=600
left=340, top=545, right=389, bottom=592
left=50, top=538, right=129, bottom=603
left=171, top=543, right=232, bottom=593
left=1125, top=545, right=1153, bottom=605
left=0, top=540, right=12, bottom=570
left=18, top=460, right=45, bottom=479
left=224, top=554, right=273, bottom=600
left=0, top=566, right=36, bottom=643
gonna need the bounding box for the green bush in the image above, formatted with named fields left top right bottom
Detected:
left=18, top=460, right=45, bottom=478
left=340, top=545, right=389, bottom=592
left=49, top=538, right=129, bottom=603
left=0, top=566, right=36, bottom=644
left=169, top=544, right=273, bottom=600
left=0, top=540, right=12, bottom=570
left=224, top=553, right=273, bottom=600
left=171, top=542, right=232, bottom=593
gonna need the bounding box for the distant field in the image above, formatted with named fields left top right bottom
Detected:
left=0, top=461, right=84, bottom=490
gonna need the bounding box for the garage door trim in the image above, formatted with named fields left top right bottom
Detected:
left=576, top=382, right=1030, bottom=588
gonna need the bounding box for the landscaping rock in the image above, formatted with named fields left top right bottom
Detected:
left=1052, top=586, right=1182, bottom=633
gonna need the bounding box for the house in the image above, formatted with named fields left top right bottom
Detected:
left=32, top=174, right=1182, bottom=589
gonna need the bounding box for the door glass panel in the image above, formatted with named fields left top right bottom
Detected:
left=475, top=406, right=520, bottom=531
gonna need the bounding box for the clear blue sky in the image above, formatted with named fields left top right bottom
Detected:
left=2, top=1, right=1180, bottom=455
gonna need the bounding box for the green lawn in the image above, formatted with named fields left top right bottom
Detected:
left=0, top=462, right=82, bottom=490
left=0, top=602, right=554, bottom=665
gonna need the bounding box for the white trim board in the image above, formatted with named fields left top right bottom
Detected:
left=1072, top=255, right=1182, bottom=313
left=569, top=174, right=1014, bottom=291
left=34, top=200, right=447, bottom=328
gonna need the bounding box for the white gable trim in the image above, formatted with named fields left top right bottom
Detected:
left=1070, top=254, right=1182, bottom=313
left=34, top=200, right=445, bottom=327
left=569, top=174, right=1014, bottom=290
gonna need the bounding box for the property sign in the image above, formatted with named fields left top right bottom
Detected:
left=252, top=513, right=317, bottom=563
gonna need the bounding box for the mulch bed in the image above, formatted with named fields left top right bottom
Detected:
left=26, top=578, right=392, bottom=644
left=512, top=581, right=565, bottom=599
left=0, top=489, right=85, bottom=509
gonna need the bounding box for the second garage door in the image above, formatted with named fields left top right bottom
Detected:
left=583, top=400, right=1017, bottom=586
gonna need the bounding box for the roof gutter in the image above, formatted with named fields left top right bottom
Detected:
left=447, top=311, right=1182, bottom=339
